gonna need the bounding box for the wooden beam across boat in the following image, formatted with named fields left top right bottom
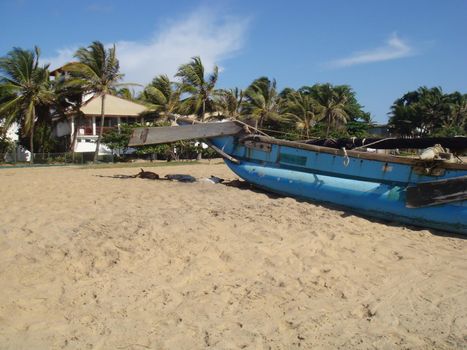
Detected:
left=128, top=121, right=243, bottom=147
left=406, top=176, right=467, bottom=207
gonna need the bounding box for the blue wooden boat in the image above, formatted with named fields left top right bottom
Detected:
left=129, top=119, right=467, bottom=235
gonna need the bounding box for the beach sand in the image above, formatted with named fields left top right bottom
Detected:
left=0, top=161, right=466, bottom=349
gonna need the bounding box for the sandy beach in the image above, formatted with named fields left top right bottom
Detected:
left=0, top=161, right=466, bottom=349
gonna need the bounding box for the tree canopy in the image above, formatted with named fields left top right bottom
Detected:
left=62, top=41, right=124, bottom=161
left=0, top=47, right=54, bottom=161
left=389, top=87, right=467, bottom=136
left=175, top=56, right=218, bottom=121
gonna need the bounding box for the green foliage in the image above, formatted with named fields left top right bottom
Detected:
left=134, top=141, right=202, bottom=160
left=283, top=91, right=321, bottom=138
left=0, top=131, right=14, bottom=153
left=0, top=46, right=54, bottom=160
left=389, top=87, right=467, bottom=136
left=241, top=77, right=283, bottom=128
left=141, top=74, right=181, bottom=121
left=175, top=56, right=218, bottom=120
left=101, top=124, right=134, bottom=151
left=62, top=42, right=123, bottom=95
left=345, top=121, right=371, bottom=137
left=299, top=84, right=349, bottom=137
left=214, top=88, right=243, bottom=119
left=62, top=41, right=124, bottom=162
left=34, top=121, right=56, bottom=153
left=116, top=87, right=137, bottom=101
left=431, top=126, right=465, bottom=137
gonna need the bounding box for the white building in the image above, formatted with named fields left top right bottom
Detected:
left=66, top=93, right=148, bottom=155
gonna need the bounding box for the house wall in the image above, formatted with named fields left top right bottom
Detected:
left=5, top=122, right=19, bottom=142
left=74, top=138, right=112, bottom=155
left=55, top=120, right=71, bottom=137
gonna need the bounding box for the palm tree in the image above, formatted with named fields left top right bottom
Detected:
left=62, top=41, right=123, bottom=162
left=417, top=86, right=446, bottom=135
left=214, top=88, right=243, bottom=119
left=284, top=91, right=321, bottom=138
left=242, top=77, right=282, bottom=130
left=0, top=47, right=54, bottom=163
left=116, top=87, right=137, bottom=101
left=175, top=56, right=218, bottom=121
left=305, top=84, right=349, bottom=137
left=388, top=86, right=454, bottom=136
left=445, top=93, right=467, bottom=132
left=142, top=74, right=181, bottom=121
left=51, top=70, right=86, bottom=160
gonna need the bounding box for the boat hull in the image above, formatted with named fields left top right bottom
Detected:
left=209, top=136, right=467, bottom=235
left=223, top=160, right=467, bottom=234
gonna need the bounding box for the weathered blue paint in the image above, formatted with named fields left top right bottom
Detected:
left=210, top=136, right=467, bottom=234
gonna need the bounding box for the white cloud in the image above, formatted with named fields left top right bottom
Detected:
left=44, top=8, right=249, bottom=86
left=327, top=33, right=415, bottom=68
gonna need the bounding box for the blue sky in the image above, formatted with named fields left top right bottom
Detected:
left=1, top=0, right=466, bottom=122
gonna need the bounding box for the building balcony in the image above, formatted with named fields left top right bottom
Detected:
left=77, top=126, right=114, bottom=136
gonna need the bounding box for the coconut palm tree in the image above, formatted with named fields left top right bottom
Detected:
left=445, top=92, right=467, bottom=132
left=214, top=88, right=243, bottom=119
left=142, top=74, right=181, bottom=121
left=304, top=84, right=349, bottom=137
left=51, top=70, right=86, bottom=159
left=0, top=47, right=54, bottom=163
left=175, top=56, right=218, bottom=121
left=284, top=91, right=322, bottom=138
left=388, top=86, right=455, bottom=136
left=242, top=77, right=283, bottom=129
left=116, top=87, right=137, bottom=101
left=62, top=41, right=124, bottom=162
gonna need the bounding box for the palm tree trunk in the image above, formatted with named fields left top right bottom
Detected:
left=30, top=107, right=35, bottom=164
left=30, top=124, right=34, bottom=164
left=196, top=100, right=206, bottom=160
left=70, top=114, right=79, bottom=162
left=94, top=94, right=106, bottom=162
left=201, top=100, right=206, bottom=122
left=325, top=114, right=331, bottom=138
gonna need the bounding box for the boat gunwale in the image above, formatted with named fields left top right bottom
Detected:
left=239, top=135, right=467, bottom=171
left=174, top=117, right=466, bottom=171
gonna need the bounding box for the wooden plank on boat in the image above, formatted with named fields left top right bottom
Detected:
left=128, top=122, right=243, bottom=146
left=406, top=176, right=467, bottom=208
left=204, top=139, right=240, bottom=164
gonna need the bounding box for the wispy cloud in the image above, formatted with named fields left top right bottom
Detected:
left=86, top=3, right=113, bottom=13
left=327, top=33, right=415, bottom=68
left=44, top=8, right=249, bottom=86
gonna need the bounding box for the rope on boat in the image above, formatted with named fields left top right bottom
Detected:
left=342, top=147, right=350, bottom=167
left=351, top=137, right=397, bottom=150
left=234, top=120, right=270, bottom=136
